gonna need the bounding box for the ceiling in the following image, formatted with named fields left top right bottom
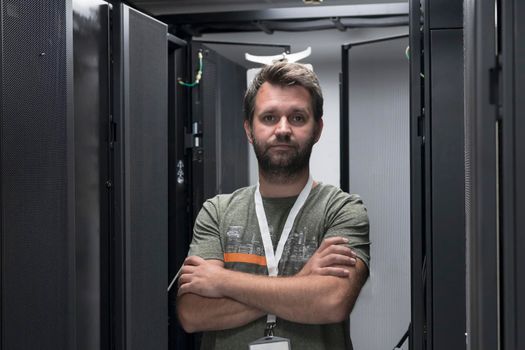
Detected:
left=129, top=0, right=406, bottom=16
left=126, top=0, right=408, bottom=37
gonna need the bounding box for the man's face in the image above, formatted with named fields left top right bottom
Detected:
left=244, top=82, right=323, bottom=179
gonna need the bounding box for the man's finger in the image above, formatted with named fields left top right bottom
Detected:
left=316, top=237, right=350, bottom=257
left=322, top=254, right=356, bottom=267
left=184, top=255, right=205, bottom=266
left=320, top=267, right=350, bottom=277
left=181, top=265, right=197, bottom=274
left=318, top=237, right=348, bottom=251
left=177, top=283, right=190, bottom=296
left=320, top=244, right=355, bottom=258
left=178, top=273, right=191, bottom=286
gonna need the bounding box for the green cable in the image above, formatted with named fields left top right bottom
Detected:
left=178, top=51, right=203, bottom=87
left=406, top=45, right=425, bottom=78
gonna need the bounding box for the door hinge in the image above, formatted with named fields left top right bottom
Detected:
left=186, top=122, right=204, bottom=162
left=185, top=122, right=202, bottom=149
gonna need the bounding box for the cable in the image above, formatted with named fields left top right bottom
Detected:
left=178, top=50, right=203, bottom=87
left=406, top=45, right=425, bottom=78
left=167, top=265, right=183, bottom=292
left=393, top=323, right=410, bottom=350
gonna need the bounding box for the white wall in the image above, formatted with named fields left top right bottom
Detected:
left=200, top=26, right=408, bottom=187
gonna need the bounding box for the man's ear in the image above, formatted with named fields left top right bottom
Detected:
left=244, top=120, right=254, bottom=144
left=314, top=117, right=324, bottom=143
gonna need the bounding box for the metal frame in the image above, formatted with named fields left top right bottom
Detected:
left=158, top=2, right=409, bottom=24
left=408, top=1, right=425, bottom=349
left=339, top=47, right=349, bottom=193
left=192, top=40, right=290, bottom=52
left=421, top=2, right=433, bottom=347
left=500, top=0, right=525, bottom=348
left=464, top=0, right=500, bottom=348
left=111, top=4, right=129, bottom=349
left=339, top=33, right=408, bottom=193
left=340, top=32, right=412, bottom=349
left=65, top=2, right=77, bottom=349
left=101, top=4, right=113, bottom=348
left=167, top=33, right=187, bottom=48
left=0, top=2, right=3, bottom=345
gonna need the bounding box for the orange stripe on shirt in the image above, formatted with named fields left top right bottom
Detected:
left=224, top=253, right=267, bottom=266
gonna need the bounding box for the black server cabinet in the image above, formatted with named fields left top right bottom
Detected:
left=189, top=42, right=248, bottom=218
left=465, top=0, right=525, bottom=348
left=1, top=0, right=111, bottom=349
left=0, top=0, right=75, bottom=348
left=410, top=0, right=466, bottom=349
left=428, top=28, right=465, bottom=350
left=1, top=1, right=170, bottom=349
left=112, top=4, right=168, bottom=350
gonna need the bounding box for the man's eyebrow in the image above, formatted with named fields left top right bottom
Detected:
left=290, top=108, right=309, bottom=113
left=257, top=107, right=310, bottom=115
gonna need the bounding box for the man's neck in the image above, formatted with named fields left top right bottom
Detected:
left=258, top=168, right=311, bottom=198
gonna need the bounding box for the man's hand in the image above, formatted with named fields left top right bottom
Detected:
left=298, top=236, right=357, bottom=277
left=178, top=256, right=227, bottom=298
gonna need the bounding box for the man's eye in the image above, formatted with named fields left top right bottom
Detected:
left=262, top=115, right=276, bottom=122
left=291, top=115, right=305, bottom=123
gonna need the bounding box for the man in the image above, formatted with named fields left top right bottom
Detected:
left=177, top=62, right=370, bottom=350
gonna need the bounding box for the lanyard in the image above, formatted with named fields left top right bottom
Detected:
left=254, top=175, right=314, bottom=329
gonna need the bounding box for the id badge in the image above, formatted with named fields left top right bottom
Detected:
left=248, top=336, right=291, bottom=350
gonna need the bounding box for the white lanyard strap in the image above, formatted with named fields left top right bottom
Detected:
left=254, top=175, right=314, bottom=326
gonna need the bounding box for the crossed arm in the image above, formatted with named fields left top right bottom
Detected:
left=176, top=237, right=368, bottom=333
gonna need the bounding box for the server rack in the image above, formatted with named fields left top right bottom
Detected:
left=111, top=4, right=168, bottom=350
left=465, top=0, right=525, bottom=348
left=1, top=1, right=77, bottom=348
left=1, top=1, right=169, bottom=349
left=409, top=0, right=467, bottom=348
left=463, top=0, right=499, bottom=348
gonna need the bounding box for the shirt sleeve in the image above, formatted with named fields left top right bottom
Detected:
left=323, top=192, right=371, bottom=270
left=187, top=197, right=224, bottom=261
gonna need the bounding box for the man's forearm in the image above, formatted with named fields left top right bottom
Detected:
left=216, top=260, right=367, bottom=324
left=177, top=293, right=265, bottom=333
left=178, top=241, right=367, bottom=327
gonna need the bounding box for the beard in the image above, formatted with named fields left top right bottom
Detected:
left=251, top=132, right=316, bottom=183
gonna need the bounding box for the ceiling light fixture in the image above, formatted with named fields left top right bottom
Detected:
left=303, top=0, right=323, bottom=5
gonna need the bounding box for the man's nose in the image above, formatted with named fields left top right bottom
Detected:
left=275, top=116, right=292, bottom=135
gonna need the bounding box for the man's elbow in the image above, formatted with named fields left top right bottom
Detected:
left=322, top=297, right=353, bottom=323
left=322, top=288, right=359, bottom=323
left=177, top=298, right=201, bottom=333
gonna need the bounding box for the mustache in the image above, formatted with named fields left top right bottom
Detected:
left=269, top=134, right=297, bottom=147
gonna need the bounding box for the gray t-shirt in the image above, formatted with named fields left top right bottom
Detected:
left=188, top=183, right=370, bottom=350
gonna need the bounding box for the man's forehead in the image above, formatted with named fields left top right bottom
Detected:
left=257, top=81, right=309, bottom=94
left=254, top=82, right=312, bottom=110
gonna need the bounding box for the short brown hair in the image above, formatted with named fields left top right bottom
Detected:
left=243, top=62, right=324, bottom=125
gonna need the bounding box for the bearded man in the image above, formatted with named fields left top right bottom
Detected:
left=177, top=62, right=370, bottom=350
